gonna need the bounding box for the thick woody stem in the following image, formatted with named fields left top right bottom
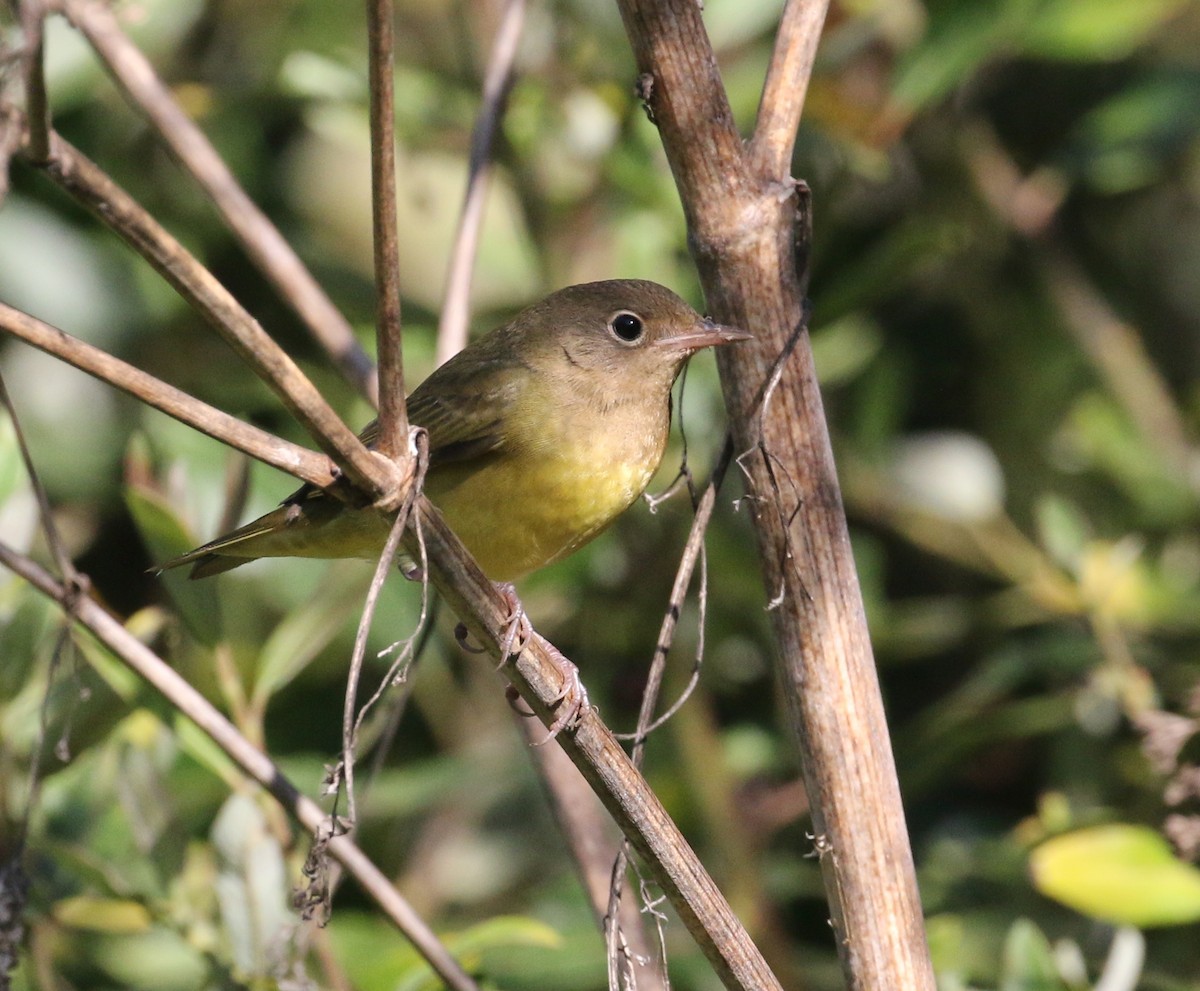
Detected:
left=614, top=1, right=935, bottom=987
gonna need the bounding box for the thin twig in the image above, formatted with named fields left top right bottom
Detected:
left=340, top=429, right=428, bottom=826
left=61, top=0, right=379, bottom=404
left=0, top=543, right=481, bottom=991
left=0, top=301, right=342, bottom=489
left=365, top=0, right=408, bottom=458
left=748, top=0, right=829, bottom=178
left=0, top=372, right=74, bottom=580
left=0, top=372, right=85, bottom=850
left=436, top=0, right=526, bottom=366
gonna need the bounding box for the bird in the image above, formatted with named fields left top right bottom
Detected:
left=159, top=280, right=750, bottom=583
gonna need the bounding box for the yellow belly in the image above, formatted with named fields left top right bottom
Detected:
left=427, top=445, right=659, bottom=581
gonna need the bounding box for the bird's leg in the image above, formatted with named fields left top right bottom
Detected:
left=493, top=582, right=589, bottom=742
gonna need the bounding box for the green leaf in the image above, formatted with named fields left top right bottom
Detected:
left=211, top=794, right=291, bottom=978
left=331, top=911, right=561, bottom=991
left=892, top=0, right=1017, bottom=110
left=124, top=482, right=222, bottom=647
left=1031, top=824, right=1200, bottom=927
left=250, top=576, right=365, bottom=706
left=1064, top=72, right=1200, bottom=193
left=1023, top=0, right=1187, bottom=61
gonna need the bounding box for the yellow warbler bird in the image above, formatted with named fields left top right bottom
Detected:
left=161, top=280, right=749, bottom=582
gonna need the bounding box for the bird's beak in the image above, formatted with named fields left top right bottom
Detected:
left=658, top=318, right=753, bottom=353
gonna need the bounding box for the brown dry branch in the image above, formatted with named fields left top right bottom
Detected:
left=365, top=0, right=408, bottom=459
left=604, top=473, right=717, bottom=989
left=409, top=499, right=784, bottom=991
left=0, top=543, right=482, bottom=991
left=0, top=59, right=780, bottom=991
left=436, top=0, right=526, bottom=366
left=17, top=0, right=49, bottom=162
left=616, top=0, right=935, bottom=987
left=520, top=720, right=667, bottom=991
left=0, top=302, right=342, bottom=489
left=0, top=114, right=396, bottom=501
left=58, top=0, right=379, bottom=404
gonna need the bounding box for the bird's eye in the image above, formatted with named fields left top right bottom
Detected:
left=609, top=311, right=644, bottom=343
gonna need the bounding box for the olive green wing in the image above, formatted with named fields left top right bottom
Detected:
left=364, top=341, right=526, bottom=467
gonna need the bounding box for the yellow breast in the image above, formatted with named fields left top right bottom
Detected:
left=426, top=387, right=670, bottom=581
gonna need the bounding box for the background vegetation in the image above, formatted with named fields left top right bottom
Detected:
left=2, top=0, right=1200, bottom=988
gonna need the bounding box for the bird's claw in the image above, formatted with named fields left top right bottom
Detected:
left=495, top=582, right=533, bottom=666
left=531, top=636, right=590, bottom=744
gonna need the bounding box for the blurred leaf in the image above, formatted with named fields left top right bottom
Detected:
left=332, top=910, right=561, bottom=991
left=399, top=916, right=563, bottom=991
left=1023, top=0, right=1187, bottom=61
left=250, top=577, right=366, bottom=706
left=811, top=315, right=885, bottom=387
left=88, top=927, right=209, bottom=991
left=0, top=592, right=56, bottom=702
left=894, top=0, right=1185, bottom=110
left=0, top=414, right=38, bottom=557
left=1061, top=393, right=1194, bottom=524
left=892, top=0, right=1015, bottom=110
left=1034, top=494, right=1090, bottom=571
left=211, top=793, right=291, bottom=978
left=286, top=107, right=539, bottom=313
left=71, top=623, right=146, bottom=703
left=704, top=0, right=786, bottom=49
left=172, top=713, right=242, bottom=791
left=999, top=918, right=1066, bottom=991
left=1064, top=70, right=1200, bottom=192
left=52, top=895, right=153, bottom=934
left=1031, top=824, right=1200, bottom=927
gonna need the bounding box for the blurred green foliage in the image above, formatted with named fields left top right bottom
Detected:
left=3, top=0, right=1200, bottom=988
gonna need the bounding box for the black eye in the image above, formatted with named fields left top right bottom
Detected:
left=609, top=311, right=644, bottom=342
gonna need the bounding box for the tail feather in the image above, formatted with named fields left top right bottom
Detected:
left=183, top=553, right=254, bottom=579
left=156, top=512, right=286, bottom=580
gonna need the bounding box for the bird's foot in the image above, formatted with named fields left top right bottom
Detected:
left=492, top=582, right=588, bottom=742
